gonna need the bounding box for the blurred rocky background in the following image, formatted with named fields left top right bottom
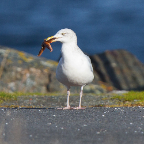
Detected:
left=0, top=1, right=144, bottom=63
left=0, top=46, right=144, bottom=94
left=1, top=1, right=144, bottom=94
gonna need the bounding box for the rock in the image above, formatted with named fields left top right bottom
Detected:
left=90, top=49, right=144, bottom=90
left=0, top=46, right=64, bottom=93
left=108, top=90, right=128, bottom=94
left=0, top=46, right=106, bottom=94
left=84, top=84, right=106, bottom=94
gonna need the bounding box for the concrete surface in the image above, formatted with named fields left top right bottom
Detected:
left=0, top=107, right=144, bottom=144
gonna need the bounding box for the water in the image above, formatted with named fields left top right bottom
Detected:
left=0, top=0, right=144, bottom=62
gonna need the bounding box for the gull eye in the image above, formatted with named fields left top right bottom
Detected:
left=62, top=33, right=66, bottom=36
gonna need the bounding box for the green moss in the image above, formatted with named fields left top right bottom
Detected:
left=46, top=60, right=58, bottom=66
left=0, top=92, right=17, bottom=103
left=1, top=91, right=144, bottom=108
left=0, top=92, right=61, bottom=104
left=107, top=91, right=144, bottom=107
left=111, top=91, right=144, bottom=102
left=18, top=51, right=33, bottom=62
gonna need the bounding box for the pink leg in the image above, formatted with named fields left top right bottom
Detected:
left=73, top=85, right=85, bottom=109
left=57, top=87, right=71, bottom=110
left=63, top=87, right=72, bottom=110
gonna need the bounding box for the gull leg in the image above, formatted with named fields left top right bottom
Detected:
left=63, top=87, right=71, bottom=110
left=74, top=85, right=85, bottom=109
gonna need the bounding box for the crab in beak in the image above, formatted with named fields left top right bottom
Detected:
left=37, top=36, right=57, bottom=57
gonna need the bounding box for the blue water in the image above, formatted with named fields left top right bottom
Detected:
left=0, top=0, right=144, bottom=62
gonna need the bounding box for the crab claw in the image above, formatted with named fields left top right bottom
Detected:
left=37, top=36, right=57, bottom=57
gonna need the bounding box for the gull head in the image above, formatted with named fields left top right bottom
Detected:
left=52, top=28, right=77, bottom=44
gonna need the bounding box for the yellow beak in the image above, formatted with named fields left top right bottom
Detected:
left=46, top=36, right=57, bottom=43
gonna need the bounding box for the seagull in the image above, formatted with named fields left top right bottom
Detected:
left=49, top=28, right=94, bottom=109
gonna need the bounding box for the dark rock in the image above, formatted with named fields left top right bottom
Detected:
left=90, top=49, right=144, bottom=90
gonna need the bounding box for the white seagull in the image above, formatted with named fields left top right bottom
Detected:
left=49, top=28, right=94, bottom=109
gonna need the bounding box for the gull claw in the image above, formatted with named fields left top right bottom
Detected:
left=73, top=107, right=85, bottom=110
left=57, top=107, right=85, bottom=110
left=57, top=106, right=74, bottom=110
